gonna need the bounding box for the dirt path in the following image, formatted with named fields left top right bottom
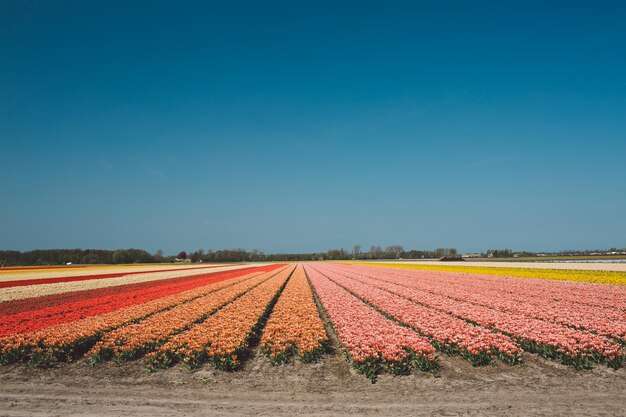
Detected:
left=1, top=348, right=624, bottom=416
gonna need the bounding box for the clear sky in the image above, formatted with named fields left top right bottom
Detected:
left=1, top=1, right=625, bottom=254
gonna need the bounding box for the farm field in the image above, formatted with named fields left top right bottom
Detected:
left=0, top=263, right=235, bottom=282
left=0, top=261, right=624, bottom=416
left=355, top=261, right=626, bottom=284
left=362, top=259, right=626, bottom=273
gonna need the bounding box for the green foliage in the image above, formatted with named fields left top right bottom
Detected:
left=0, top=248, right=156, bottom=266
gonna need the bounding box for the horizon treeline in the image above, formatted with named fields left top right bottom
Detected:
left=1, top=246, right=624, bottom=266
left=0, top=246, right=454, bottom=266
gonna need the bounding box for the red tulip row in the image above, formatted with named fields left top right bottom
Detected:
left=312, top=265, right=522, bottom=366
left=0, top=264, right=280, bottom=317
left=328, top=264, right=623, bottom=369
left=0, top=268, right=277, bottom=367
left=260, top=265, right=328, bottom=364
left=304, top=266, right=437, bottom=382
left=145, top=265, right=295, bottom=371
left=0, top=265, right=281, bottom=336
left=87, top=267, right=288, bottom=363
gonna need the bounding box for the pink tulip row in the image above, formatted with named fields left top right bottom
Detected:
left=87, top=268, right=285, bottom=363
left=348, top=264, right=625, bottom=313
left=311, top=265, right=522, bottom=366
left=304, top=266, right=437, bottom=381
left=338, top=265, right=625, bottom=343
left=403, top=271, right=624, bottom=343
left=145, top=266, right=295, bottom=371
left=325, top=264, right=623, bottom=369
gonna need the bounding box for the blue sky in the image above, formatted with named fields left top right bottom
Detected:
left=1, top=1, right=625, bottom=254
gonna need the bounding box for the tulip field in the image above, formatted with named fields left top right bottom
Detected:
left=0, top=261, right=624, bottom=382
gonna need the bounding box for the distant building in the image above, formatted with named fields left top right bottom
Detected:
left=461, top=253, right=481, bottom=258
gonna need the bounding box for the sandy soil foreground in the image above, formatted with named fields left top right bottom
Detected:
left=0, top=346, right=623, bottom=417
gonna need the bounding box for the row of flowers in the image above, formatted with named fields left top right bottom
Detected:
left=304, top=266, right=437, bottom=382
left=393, top=269, right=624, bottom=343
left=332, top=265, right=623, bottom=369
left=145, top=266, right=295, bottom=371
left=260, top=265, right=328, bottom=364
left=352, top=263, right=625, bottom=312
left=0, top=265, right=258, bottom=303
left=341, top=264, right=625, bottom=343
left=0, top=265, right=278, bottom=318
left=313, top=264, right=522, bottom=366
left=0, top=268, right=280, bottom=367
left=86, top=268, right=286, bottom=363
left=0, top=265, right=280, bottom=336
left=0, top=265, right=222, bottom=289
left=358, top=262, right=626, bottom=285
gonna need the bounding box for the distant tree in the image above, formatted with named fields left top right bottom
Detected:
left=249, top=249, right=265, bottom=262
left=369, top=246, right=384, bottom=259
left=386, top=245, right=404, bottom=259
left=112, top=250, right=129, bottom=264
left=326, top=248, right=349, bottom=260
left=487, top=249, right=512, bottom=258
left=153, top=249, right=165, bottom=262
left=190, top=249, right=206, bottom=263
left=352, top=245, right=361, bottom=259
left=177, top=251, right=187, bottom=260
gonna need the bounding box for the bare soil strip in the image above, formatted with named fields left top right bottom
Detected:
left=0, top=349, right=623, bottom=416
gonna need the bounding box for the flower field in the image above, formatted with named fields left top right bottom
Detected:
left=146, top=265, right=296, bottom=370
left=0, top=264, right=259, bottom=303
left=359, top=262, right=626, bottom=285
left=323, top=263, right=624, bottom=369
left=309, top=264, right=522, bottom=366
left=0, top=261, right=623, bottom=382
left=260, top=265, right=328, bottom=364
left=306, top=266, right=437, bottom=381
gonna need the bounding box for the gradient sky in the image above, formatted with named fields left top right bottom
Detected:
left=1, top=1, right=625, bottom=254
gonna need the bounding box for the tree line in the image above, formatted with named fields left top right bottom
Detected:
left=0, top=245, right=460, bottom=266
left=0, top=249, right=159, bottom=266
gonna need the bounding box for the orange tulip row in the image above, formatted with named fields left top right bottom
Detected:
left=0, top=269, right=268, bottom=367
left=145, top=265, right=295, bottom=371
left=260, top=265, right=328, bottom=364
left=87, top=266, right=289, bottom=363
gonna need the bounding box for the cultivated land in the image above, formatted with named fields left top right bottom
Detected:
left=1, top=347, right=624, bottom=416
left=0, top=262, right=624, bottom=416
left=0, top=263, right=247, bottom=282
left=361, top=259, right=626, bottom=271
